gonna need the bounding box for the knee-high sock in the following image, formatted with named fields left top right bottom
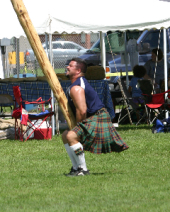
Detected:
left=64, top=143, right=78, bottom=170
left=69, top=142, right=87, bottom=171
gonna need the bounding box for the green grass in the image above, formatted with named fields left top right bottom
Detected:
left=0, top=124, right=170, bottom=212
left=22, top=68, right=65, bottom=76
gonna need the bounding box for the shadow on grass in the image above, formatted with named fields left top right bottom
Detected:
left=116, top=124, right=152, bottom=131
left=91, top=169, right=124, bottom=176
left=62, top=169, right=123, bottom=177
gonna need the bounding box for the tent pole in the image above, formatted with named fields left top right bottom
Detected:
left=124, top=32, right=129, bottom=87
left=5, top=51, right=9, bottom=78
left=48, top=19, right=55, bottom=136
left=99, top=32, right=106, bottom=71
left=163, top=28, right=168, bottom=118
left=45, top=33, right=49, bottom=59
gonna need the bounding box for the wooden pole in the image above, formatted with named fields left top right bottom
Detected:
left=10, top=0, right=76, bottom=130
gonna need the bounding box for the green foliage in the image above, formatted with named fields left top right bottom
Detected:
left=0, top=125, right=170, bottom=212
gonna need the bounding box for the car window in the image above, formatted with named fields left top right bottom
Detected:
left=105, top=31, right=125, bottom=53
left=91, top=31, right=128, bottom=53
left=64, top=43, right=78, bottom=49
left=142, top=30, right=169, bottom=51
left=53, top=43, right=63, bottom=49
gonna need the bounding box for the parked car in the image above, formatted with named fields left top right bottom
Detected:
left=25, top=41, right=88, bottom=68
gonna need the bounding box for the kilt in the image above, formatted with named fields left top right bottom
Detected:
left=72, top=108, right=129, bottom=154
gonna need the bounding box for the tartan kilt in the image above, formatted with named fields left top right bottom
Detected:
left=72, top=108, right=129, bottom=154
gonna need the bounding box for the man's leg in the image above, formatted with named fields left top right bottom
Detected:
left=62, top=130, right=78, bottom=170
left=62, top=130, right=89, bottom=176
left=66, top=131, right=87, bottom=172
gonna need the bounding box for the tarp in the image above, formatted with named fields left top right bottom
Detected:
left=1, top=0, right=170, bottom=39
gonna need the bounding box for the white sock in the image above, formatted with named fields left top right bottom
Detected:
left=69, top=142, right=87, bottom=171
left=64, top=143, right=78, bottom=170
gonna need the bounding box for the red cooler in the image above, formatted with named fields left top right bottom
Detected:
left=34, top=128, right=52, bottom=139
left=33, top=120, right=52, bottom=140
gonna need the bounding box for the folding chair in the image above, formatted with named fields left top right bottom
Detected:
left=144, top=89, right=170, bottom=125
left=12, top=86, right=54, bottom=141
left=118, top=79, right=146, bottom=125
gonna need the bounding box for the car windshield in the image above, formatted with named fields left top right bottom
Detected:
left=140, top=30, right=167, bottom=51
left=42, top=43, right=63, bottom=49
left=89, top=31, right=142, bottom=53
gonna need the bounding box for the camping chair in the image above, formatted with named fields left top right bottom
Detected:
left=118, top=79, right=147, bottom=125
left=144, top=89, right=170, bottom=125
left=12, top=86, right=54, bottom=141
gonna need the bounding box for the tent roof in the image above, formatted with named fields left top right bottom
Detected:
left=1, top=0, right=170, bottom=39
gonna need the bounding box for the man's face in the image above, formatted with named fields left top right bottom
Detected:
left=151, top=52, right=157, bottom=62
left=66, top=61, right=78, bottom=78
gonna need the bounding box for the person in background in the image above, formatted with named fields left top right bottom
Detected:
left=62, top=58, right=129, bottom=177
left=128, top=65, right=146, bottom=106
left=144, top=48, right=170, bottom=93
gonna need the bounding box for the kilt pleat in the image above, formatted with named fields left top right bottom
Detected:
left=72, top=108, right=129, bottom=154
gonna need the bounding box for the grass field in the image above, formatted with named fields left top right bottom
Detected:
left=0, top=124, right=170, bottom=212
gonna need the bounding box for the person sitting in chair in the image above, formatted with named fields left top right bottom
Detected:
left=128, top=65, right=146, bottom=106
left=128, top=65, right=147, bottom=122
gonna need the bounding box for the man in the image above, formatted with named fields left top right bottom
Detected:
left=62, top=58, right=129, bottom=177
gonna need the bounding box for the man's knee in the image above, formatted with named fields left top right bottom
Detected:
left=66, top=131, right=78, bottom=145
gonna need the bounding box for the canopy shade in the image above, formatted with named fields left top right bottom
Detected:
left=1, top=0, right=170, bottom=39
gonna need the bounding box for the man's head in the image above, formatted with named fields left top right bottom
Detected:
left=152, top=48, right=163, bottom=62
left=133, top=65, right=146, bottom=78
left=66, top=58, right=87, bottom=80
left=71, top=58, right=87, bottom=74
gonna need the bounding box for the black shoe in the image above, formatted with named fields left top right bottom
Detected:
left=65, top=167, right=78, bottom=177
left=65, top=167, right=90, bottom=177
left=76, top=167, right=90, bottom=176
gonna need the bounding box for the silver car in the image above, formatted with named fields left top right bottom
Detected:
left=25, top=41, right=88, bottom=68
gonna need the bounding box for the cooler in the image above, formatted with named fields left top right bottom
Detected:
left=34, top=127, right=52, bottom=139
left=27, top=120, right=52, bottom=140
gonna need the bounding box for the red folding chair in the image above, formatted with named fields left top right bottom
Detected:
left=12, top=86, right=54, bottom=141
left=144, top=89, right=170, bottom=125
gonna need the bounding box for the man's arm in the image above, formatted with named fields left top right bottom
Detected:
left=70, top=85, right=87, bottom=123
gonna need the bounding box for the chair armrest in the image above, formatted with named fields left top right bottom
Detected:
left=24, top=97, right=52, bottom=105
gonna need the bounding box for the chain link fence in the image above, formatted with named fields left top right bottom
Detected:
left=4, top=33, right=99, bottom=78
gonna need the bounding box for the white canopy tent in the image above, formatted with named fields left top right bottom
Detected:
left=1, top=0, right=170, bottom=38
